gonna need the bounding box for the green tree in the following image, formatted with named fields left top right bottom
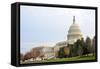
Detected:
left=58, top=47, right=65, bottom=58
left=91, top=36, right=95, bottom=55
left=70, top=39, right=84, bottom=57
left=80, top=38, right=87, bottom=56
left=75, top=39, right=83, bottom=56
left=85, top=36, right=92, bottom=54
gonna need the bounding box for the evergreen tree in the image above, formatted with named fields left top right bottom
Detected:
left=85, top=36, right=92, bottom=55
left=91, top=36, right=95, bottom=55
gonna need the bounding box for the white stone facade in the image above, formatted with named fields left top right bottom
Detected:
left=42, top=47, right=55, bottom=59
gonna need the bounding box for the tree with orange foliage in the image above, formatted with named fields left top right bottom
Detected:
left=64, top=47, right=70, bottom=57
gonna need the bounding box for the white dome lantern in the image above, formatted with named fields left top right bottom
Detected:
left=67, top=16, right=83, bottom=44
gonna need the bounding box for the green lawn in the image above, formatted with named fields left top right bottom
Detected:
left=21, top=54, right=96, bottom=64
left=45, top=55, right=95, bottom=63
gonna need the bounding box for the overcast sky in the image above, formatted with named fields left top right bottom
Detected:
left=20, top=5, right=95, bottom=54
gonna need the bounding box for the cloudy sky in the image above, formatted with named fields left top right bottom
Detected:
left=20, top=5, right=95, bottom=54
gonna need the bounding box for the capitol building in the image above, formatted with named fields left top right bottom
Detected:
left=53, top=16, right=83, bottom=58
left=42, top=16, right=83, bottom=59
left=23, top=16, right=84, bottom=61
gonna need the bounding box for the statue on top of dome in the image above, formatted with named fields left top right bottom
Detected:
left=73, top=16, right=75, bottom=24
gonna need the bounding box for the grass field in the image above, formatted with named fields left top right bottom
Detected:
left=44, top=55, right=95, bottom=63
left=21, top=54, right=96, bottom=64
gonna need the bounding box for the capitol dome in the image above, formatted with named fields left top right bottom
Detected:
left=67, top=16, right=83, bottom=44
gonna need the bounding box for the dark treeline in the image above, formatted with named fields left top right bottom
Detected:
left=58, top=36, right=95, bottom=58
